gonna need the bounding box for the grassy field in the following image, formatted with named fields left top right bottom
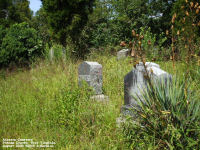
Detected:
left=0, top=53, right=199, bottom=149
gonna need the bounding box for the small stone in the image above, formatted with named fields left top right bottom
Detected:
left=117, top=49, right=131, bottom=60
left=49, top=47, right=54, bottom=61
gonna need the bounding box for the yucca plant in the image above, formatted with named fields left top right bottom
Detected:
left=124, top=76, right=200, bottom=149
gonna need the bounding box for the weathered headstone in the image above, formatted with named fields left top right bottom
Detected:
left=78, top=61, right=109, bottom=102
left=49, top=47, right=66, bottom=61
left=121, top=62, right=172, bottom=116
left=78, top=61, right=103, bottom=95
left=49, top=47, right=54, bottom=61
left=117, top=49, right=131, bottom=60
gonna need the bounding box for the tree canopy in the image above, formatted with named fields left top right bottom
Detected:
left=0, top=0, right=32, bottom=27
left=41, top=0, right=95, bottom=46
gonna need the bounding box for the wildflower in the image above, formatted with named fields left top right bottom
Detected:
left=177, top=30, right=180, bottom=35
left=194, top=3, right=199, bottom=8
left=196, top=9, right=199, bottom=14
left=172, top=37, right=175, bottom=43
left=148, top=40, right=151, bottom=45
left=186, top=11, right=189, bottom=16
left=172, top=17, right=175, bottom=23
left=129, top=41, right=132, bottom=47
left=172, top=13, right=176, bottom=23
left=166, top=30, right=169, bottom=35
left=190, top=2, right=194, bottom=8
left=138, top=41, right=142, bottom=46
left=132, top=30, right=136, bottom=37
left=185, top=44, right=188, bottom=48
left=120, top=41, right=126, bottom=47
left=185, top=0, right=188, bottom=3
left=182, top=17, right=186, bottom=23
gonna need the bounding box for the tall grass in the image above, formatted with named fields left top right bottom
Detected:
left=0, top=52, right=199, bottom=149
left=0, top=55, right=131, bottom=149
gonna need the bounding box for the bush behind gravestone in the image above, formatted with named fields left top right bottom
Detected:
left=0, top=22, right=43, bottom=67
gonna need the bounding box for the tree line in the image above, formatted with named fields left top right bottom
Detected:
left=0, top=0, right=199, bottom=66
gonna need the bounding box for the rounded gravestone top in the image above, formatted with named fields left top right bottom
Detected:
left=136, top=62, right=160, bottom=68
left=119, top=49, right=130, bottom=52
left=84, top=61, right=101, bottom=66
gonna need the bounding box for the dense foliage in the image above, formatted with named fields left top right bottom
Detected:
left=0, top=0, right=32, bottom=27
left=41, top=0, right=95, bottom=46
left=0, top=22, right=42, bottom=66
left=1, top=0, right=199, bottom=63
left=81, top=0, right=177, bottom=48
left=31, top=8, right=50, bottom=46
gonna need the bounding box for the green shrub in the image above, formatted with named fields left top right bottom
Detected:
left=123, top=76, right=200, bottom=149
left=90, top=23, right=113, bottom=47
left=135, top=27, right=168, bottom=60
left=0, top=25, right=6, bottom=45
left=0, top=22, right=43, bottom=66
left=51, top=44, right=65, bottom=61
left=46, top=43, right=74, bottom=62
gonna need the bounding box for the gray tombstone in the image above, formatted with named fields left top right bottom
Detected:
left=78, top=61, right=103, bottom=95
left=122, top=62, right=171, bottom=115
left=49, top=47, right=54, bottom=61
left=49, top=47, right=66, bottom=61
left=117, top=49, right=131, bottom=60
